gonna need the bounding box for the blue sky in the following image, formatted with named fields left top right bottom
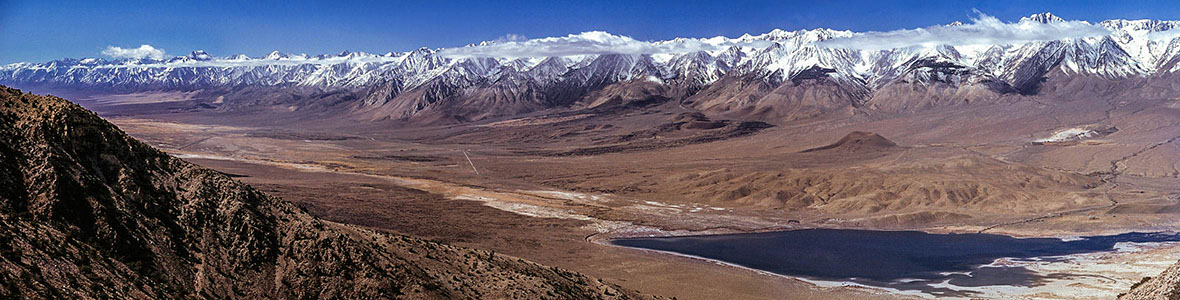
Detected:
left=2, top=0, right=1178, bottom=64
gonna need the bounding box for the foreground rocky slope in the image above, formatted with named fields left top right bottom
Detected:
left=1122, top=261, right=1180, bottom=299
left=0, top=85, right=646, bottom=299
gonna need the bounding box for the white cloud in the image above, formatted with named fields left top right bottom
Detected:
left=102, top=44, right=167, bottom=60
left=442, top=31, right=656, bottom=57
left=816, top=13, right=1112, bottom=50
left=440, top=31, right=772, bottom=58
left=1147, top=28, right=1180, bottom=41
left=437, top=13, right=1110, bottom=58
left=495, top=33, right=528, bottom=43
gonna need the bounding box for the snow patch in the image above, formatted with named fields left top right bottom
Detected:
left=1035, top=128, right=1099, bottom=142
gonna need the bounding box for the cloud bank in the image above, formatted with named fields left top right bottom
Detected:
left=102, top=45, right=167, bottom=60
left=437, top=12, right=1113, bottom=57
left=817, top=13, right=1112, bottom=50
left=440, top=31, right=772, bottom=58
left=494, top=34, right=528, bottom=43
left=1147, top=28, right=1180, bottom=42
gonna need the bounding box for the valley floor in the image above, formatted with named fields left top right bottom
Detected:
left=97, top=95, right=1180, bottom=299
left=113, top=119, right=905, bottom=300
left=43, top=85, right=1172, bottom=299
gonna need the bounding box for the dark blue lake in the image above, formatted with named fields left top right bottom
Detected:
left=612, top=229, right=1180, bottom=297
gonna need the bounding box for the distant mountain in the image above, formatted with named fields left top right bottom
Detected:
left=5, top=12, right=1180, bottom=123
left=0, top=85, right=646, bottom=299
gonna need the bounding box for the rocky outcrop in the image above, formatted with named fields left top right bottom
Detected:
left=1121, top=261, right=1180, bottom=300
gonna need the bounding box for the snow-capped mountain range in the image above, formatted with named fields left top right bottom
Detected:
left=6, top=13, right=1180, bottom=122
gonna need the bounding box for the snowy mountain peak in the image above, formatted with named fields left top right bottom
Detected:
left=263, top=51, right=290, bottom=60
left=189, top=50, right=213, bottom=61
left=1022, top=12, right=1066, bottom=24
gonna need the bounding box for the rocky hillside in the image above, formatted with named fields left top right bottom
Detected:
left=1121, top=261, right=1180, bottom=300
left=0, top=85, right=648, bottom=299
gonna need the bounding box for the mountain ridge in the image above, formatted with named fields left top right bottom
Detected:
left=6, top=12, right=1180, bottom=124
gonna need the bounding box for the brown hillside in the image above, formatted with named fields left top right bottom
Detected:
left=802, top=131, right=899, bottom=153
left=0, top=86, right=649, bottom=299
